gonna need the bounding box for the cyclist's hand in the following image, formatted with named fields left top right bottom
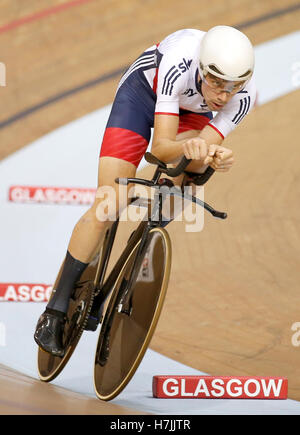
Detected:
left=182, top=137, right=209, bottom=163
left=209, top=145, right=234, bottom=172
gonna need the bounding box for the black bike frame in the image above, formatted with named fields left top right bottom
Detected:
left=90, top=153, right=226, bottom=315
left=91, top=185, right=172, bottom=315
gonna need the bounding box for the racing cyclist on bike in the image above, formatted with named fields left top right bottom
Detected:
left=34, top=25, right=256, bottom=357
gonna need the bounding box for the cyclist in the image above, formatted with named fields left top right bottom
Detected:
left=34, top=25, right=256, bottom=357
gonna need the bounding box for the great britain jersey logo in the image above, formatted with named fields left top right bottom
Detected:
left=162, top=58, right=192, bottom=96
left=178, top=58, right=192, bottom=73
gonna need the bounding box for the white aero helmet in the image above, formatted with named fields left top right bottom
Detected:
left=199, top=25, right=254, bottom=82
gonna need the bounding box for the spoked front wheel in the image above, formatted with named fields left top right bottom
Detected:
left=94, top=227, right=171, bottom=401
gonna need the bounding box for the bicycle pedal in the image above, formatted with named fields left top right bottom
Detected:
left=85, top=305, right=104, bottom=331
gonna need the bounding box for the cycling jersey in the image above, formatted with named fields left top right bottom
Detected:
left=100, top=29, right=256, bottom=167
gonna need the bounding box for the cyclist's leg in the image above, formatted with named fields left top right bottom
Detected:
left=34, top=72, right=153, bottom=355
left=34, top=157, right=137, bottom=356
left=48, top=156, right=136, bottom=306
left=67, top=157, right=136, bottom=264
left=47, top=157, right=136, bottom=306
left=46, top=78, right=152, bottom=314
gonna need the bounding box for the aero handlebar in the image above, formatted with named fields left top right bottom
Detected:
left=143, top=152, right=191, bottom=178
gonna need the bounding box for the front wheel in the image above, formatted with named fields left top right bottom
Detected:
left=94, top=227, right=171, bottom=401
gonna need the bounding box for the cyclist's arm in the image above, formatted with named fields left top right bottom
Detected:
left=151, top=48, right=201, bottom=163
left=151, top=114, right=224, bottom=167
left=151, top=113, right=186, bottom=163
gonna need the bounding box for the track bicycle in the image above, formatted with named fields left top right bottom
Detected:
left=37, top=152, right=227, bottom=401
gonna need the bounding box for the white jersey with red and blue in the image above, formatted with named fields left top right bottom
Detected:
left=100, top=29, right=256, bottom=167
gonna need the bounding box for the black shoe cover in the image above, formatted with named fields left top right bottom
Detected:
left=34, top=312, right=65, bottom=357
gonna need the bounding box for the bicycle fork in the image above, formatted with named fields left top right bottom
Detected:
left=116, top=223, right=151, bottom=316
left=116, top=190, right=168, bottom=316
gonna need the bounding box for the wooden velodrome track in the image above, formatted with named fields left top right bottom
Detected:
left=1, top=0, right=300, bottom=413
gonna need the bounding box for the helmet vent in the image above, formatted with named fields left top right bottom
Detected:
left=238, top=69, right=252, bottom=78
left=208, top=64, right=252, bottom=80
left=208, top=65, right=225, bottom=76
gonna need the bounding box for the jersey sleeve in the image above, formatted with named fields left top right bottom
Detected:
left=209, top=78, right=257, bottom=139
left=154, top=50, right=189, bottom=116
